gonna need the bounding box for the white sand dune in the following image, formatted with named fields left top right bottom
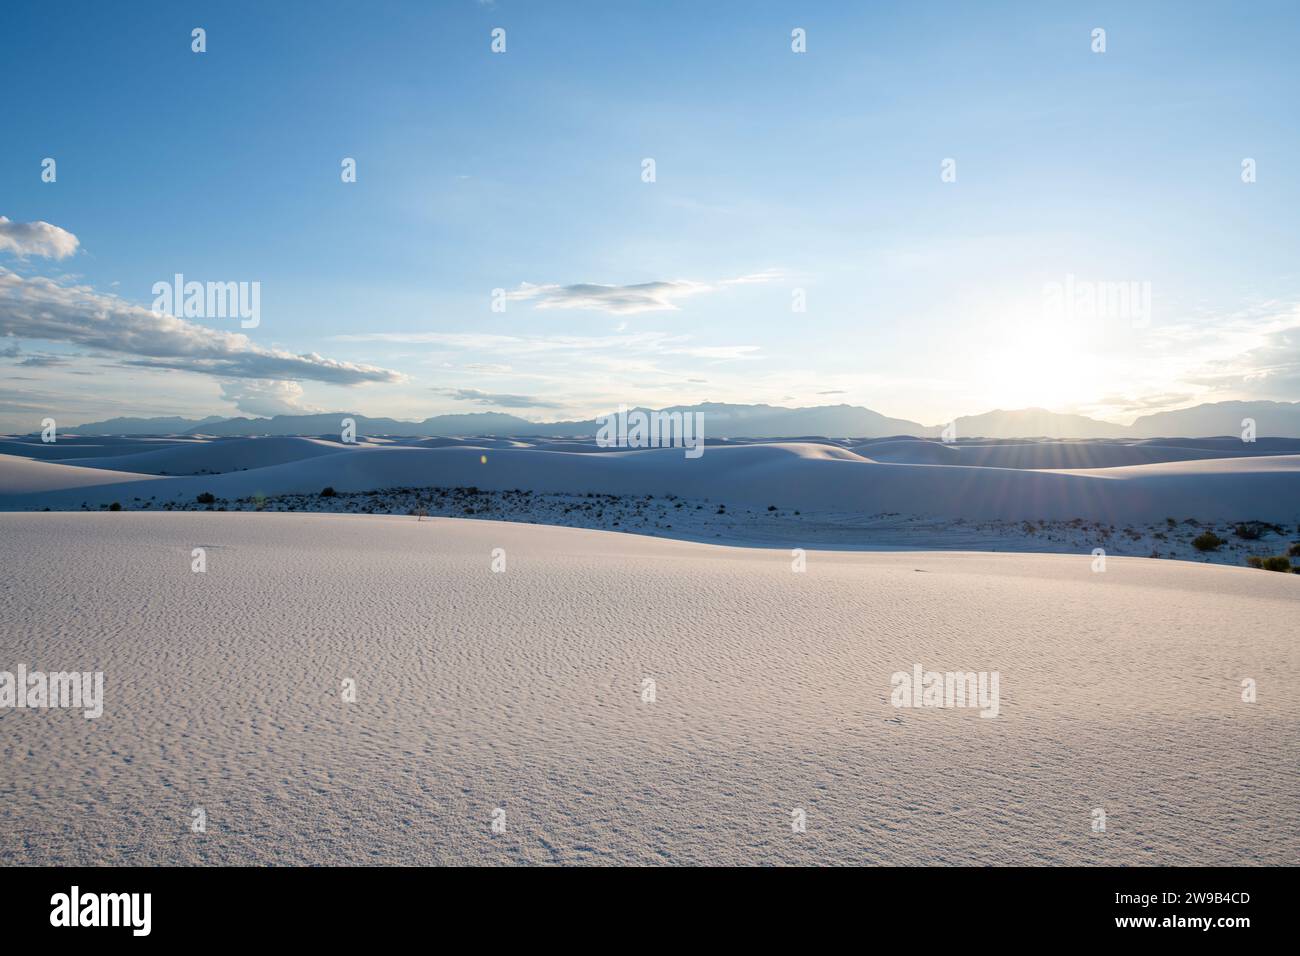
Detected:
left=404, top=436, right=537, bottom=450
left=67, top=435, right=353, bottom=475
left=0, top=436, right=201, bottom=461
left=853, top=438, right=1297, bottom=469
left=2, top=441, right=1298, bottom=526
left=0, top=512, right=1293, bottom=865
left=852, top=439, right=963, bottom=464
left=0, top=454, right=168, bottom=496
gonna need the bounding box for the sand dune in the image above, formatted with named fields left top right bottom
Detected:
left=854, top=438, right=1300, bottom=469
left=2, top=439, right=1298, bottom=527
left=405, top=436, right=537, bottom=450
left=0, top=512, right=1293, bottom=865
left=0, top=436, right=201, bottom=461
left=68, top=435, right=354, bottom=475
left=852, top=439, right=962, bottom=464
left=0, top=454, right=168, bottom=496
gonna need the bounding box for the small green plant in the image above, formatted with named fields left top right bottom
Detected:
left=196, top=492, right=216, bottom=504
left=320, top=486, right=337, bottom=497
left=1192, top=531, right=1225, bottom=552
left=109, top=501, right=122, bottom=512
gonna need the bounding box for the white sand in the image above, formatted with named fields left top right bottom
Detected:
left=2, top=438, right=1300, bottom=528
left=1, top=512, right=1295, bottom=865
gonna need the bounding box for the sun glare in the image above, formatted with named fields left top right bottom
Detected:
left=978, top=317, right=1099, bottom=411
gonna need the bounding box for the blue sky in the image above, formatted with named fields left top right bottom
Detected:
left=2, top=0, right=1299, bottom=430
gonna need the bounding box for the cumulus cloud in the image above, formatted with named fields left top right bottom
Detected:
left=0, top=270, right=403, bottom=386
left=218, top=379, right=320, bottom=416
left=502, top=271, right=781, bottom=315
left=437, top=387, right=551, bottom=409
left=0, top=217, right=80, bottom=260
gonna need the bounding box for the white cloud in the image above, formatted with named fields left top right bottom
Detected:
left=219, top=379, right=320, bottom=416
left=335, top=329, right=760, bottom=361
left=462, top=362, right=512, bottom=373
left=0, top=270, right=403, bottom=386
left=1187, top=323, right=1300, bottom=399
left=501, top=271, right=781, bottom=315
left=0, top=217, right=80, bottom=260
left=436, top=387, right=552, bottom=409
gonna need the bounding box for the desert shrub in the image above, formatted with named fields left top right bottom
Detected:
left=1234, top=522, right=1265, bottom=540
left=1192, top=531, right=1225, bottom=552
left=1289, top=542, right=1300, bottom=557
left=196, top=492, right=216, bottom=504
left=109, top=502, right=121, bottom=511
left=1246, top=555, right=1292, bottom=572
left=320, top=486, right=337, bottom=497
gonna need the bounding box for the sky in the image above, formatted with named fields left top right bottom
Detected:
left=2, top=0, right=1299, bottom=432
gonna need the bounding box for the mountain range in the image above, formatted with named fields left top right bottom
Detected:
left=53, top=400, right=1300, bottom=440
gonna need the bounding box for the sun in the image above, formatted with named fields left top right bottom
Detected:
left=977, top=317, right=1101, bottom=411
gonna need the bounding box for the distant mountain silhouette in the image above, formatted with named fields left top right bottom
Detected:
left=66, top=415, right=226, bottom=435
left=1127, top=400, right=1300, bottom=439
left=952, top=408, right=1127, bottom=439
left=70, top=404, right=934, bottom=439
left=60, top=400, right=1300, bottom=439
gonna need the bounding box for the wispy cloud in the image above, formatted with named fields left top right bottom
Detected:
left=0, top=217, right=80, bottom=260
left=1188, top=322, right=1300, bottom=399
left=436, top=387, right=552, bottom=409
left=462, top=362, right=512, bottom=373
left=501, top=271, right=782, bottom=315
left=0, top=270, right=404, bottom=387
left=17, top=354, right=69, bottom=367
left=335, top=329, right=760, bottom=361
